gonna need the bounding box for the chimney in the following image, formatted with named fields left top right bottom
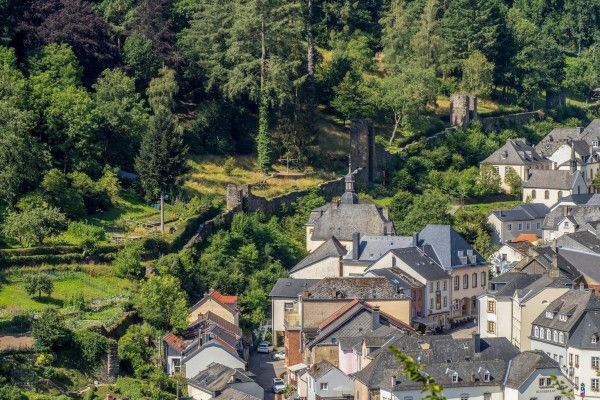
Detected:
left=413, top=232, right=419, bottom=247
left=570, top=139, right=577, bottom=173
left=473, top=333, right=481, bottom=353
left=391, top=375, right=397, bottom=386
left=372, top=306, right=381, bottom=330
left=302, top=290, right=309, bottom=298
left=338, top=258, right=344, bottom=277
left=550, top=242, right=560, bottom=278
left=352, top=232, right=360, bottom=260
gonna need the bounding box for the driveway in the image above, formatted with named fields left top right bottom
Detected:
left=249, top=350, right=286, bottom=400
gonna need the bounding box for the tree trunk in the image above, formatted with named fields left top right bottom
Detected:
left=307, top=0, right=314, bottom=79
left=389, top=113, right=401, bottom=145
left=160, top=191, right=165, bottom=233
left=260, top=19, right=266, bottom=95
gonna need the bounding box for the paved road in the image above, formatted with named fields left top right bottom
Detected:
left=249, top=351, right=286, bottom=400
left=448, top=320, right=478, bottom=339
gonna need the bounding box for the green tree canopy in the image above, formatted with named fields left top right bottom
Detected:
left=135, top=275, right=189, bottom=332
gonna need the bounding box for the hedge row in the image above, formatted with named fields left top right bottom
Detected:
left=0, top=244, right=120, bottom=257
left=0, top=252, right=116, bottom=268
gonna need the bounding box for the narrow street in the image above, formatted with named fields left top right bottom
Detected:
left=249, top=351, right=286, bottom=400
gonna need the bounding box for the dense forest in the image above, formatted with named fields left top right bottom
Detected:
left=1, top=0, right=600, bottom=210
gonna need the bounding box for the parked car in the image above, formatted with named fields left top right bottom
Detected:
left=257, top=341, right=270, bottom=353
left=272, top=351, right=285, bottom=361
left=272, top=378, right=286, bottom=393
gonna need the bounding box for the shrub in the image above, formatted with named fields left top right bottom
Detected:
left=98, top=167, right=121, bottom=203
left=11, top=314, right=31, bottom=331
left=65, top=292, right=88, bottom=311
left=67, top=222, right=106, bottom=254
left=73, top=329, right=110, bottom=367
left=41, top=169, right=86, bottom=219
left=24, top=273, right=54, bottom=299
left=70, top=171, right=112, bottom=213
left=3, top=206, right=67, bottom=247
left=113, top=242, right=145, bottom=280
left=223, top=156, right=236, bottom=175
left=34, top=353, right=54, bottom=368
left=32, top=308, right=71, bottom=349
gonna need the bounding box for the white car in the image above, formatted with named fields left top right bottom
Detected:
left=272, top=378, right=286, bottom=393
left=256, top=342, right=270, bottom=353
left=272, top=351, right=285, bottom=361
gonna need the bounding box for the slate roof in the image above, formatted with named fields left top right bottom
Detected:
left=353, top=336, right=521, bottom=391
left=187, top=362, right=254, bottom=392
left=307, top=301, right=412, bottom=349
left=304, top=277, right=409, bottom=300
left=189, top=311, right=242, bottom=337
left=289, top=237, right=347, bottom=274
left=519, top=246, right=582, bottom=281
left=487, top=272, right=542, bottom=298
left=558, top=249, right=600, bottom=284
left=568, top=310, right=600, bottom=349
left=505, top=241, right=535, bottom=256
left=554, top=194, right=600, bottom=207
left=344, top=235, right=414, bottom=262
left=531, top=290, right=596, bottom=332
left=483, top=139, right=550, bottom=166
left=581, top=119, right=600, bottom=145
left=491, top=204, right=549, bottom=222
left=543, top=205, right=600, bottom=231
left=309, top=360, right=337, bottom=380
left=366, top=267, right=425, bottom=290
left=522, top=169, right=581, bottom=190
left=417, top=225, right=488, bottom=269
left=269, top=278, right=319, bottom=298
left=307, top=200, right=394, bottom=241
left=535, top=127, right=584, bottom=156
left=559, top=231, right=600, bottom=254
left=504, top=351, right=558, bottom=389
left=388, top=247, right=450, bottom=280
left=214, top=387, right=261, bottom=400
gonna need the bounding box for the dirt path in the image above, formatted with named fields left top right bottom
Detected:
left=0, top=333, right=34, bottom=352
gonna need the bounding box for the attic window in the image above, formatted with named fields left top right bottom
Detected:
left=559, top=314, right=568, bottom=322
left=452, top=372, right=459, bottom=383
left=545, top=311, right=554, bottom=319
left=592, top=335, right=598, bottom=344
left=484, top=371, right=491, bottom=382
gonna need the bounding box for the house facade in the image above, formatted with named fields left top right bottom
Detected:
left=488, top=204, right=549, bottom=244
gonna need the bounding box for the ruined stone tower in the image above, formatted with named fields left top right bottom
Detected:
left=450, top=94, right=478, bottom=127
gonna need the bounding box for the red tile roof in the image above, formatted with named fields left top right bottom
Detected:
left=210, top=289, right=237, bottom=304
left=318, top=299, right=360, bottom=329
left=514, top=233, right=540, bottom=244
left=164, top=333, right=188, bottom=351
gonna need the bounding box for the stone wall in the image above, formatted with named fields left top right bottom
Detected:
left=450, top=94, right=478, bottom=127
left=350, top=119, right=399, bottom=185
left=480, top=110, right=545, bottom=131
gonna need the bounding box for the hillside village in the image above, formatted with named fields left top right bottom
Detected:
left=155, top=116, right=600, bottom=400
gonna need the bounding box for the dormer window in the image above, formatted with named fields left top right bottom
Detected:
left=484, top=371, right=491, bottom=382
left=559, top=314, right=568, bottom=322
left=594, top=141, right=599, bottom=147
left=452, top=372, right=459, bottom=383
left=545, top=311, right=554, bottom=319
left=534, top=326, right=539, bottom=337
left=592, top=335, right=598, bottom=344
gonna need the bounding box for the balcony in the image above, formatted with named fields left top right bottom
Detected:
left=284, top=311, right=301, bottom=329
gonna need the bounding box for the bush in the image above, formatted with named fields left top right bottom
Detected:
left=32, top=308, right=71, bottom=349
left=41, top=169, right=86, bottom=219
left=223, top=156, right=236, bottom=175
left=114, top=242, right=145, bottom=280
left=70, top=171, right=112, bottom=213
left=67, top=222, right=106, bottom=254
left=11, top=314, right=31, bottom=331
left=73, top=329, right=110, bottom=367
left=65, top=292, right=88, bottom=311
left=3, top=206, right=67, bottom=247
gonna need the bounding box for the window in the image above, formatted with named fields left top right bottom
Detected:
left=443, top=281, right=447, bottom=291
left=555, top=396, right=561, bottom=400
left=460, top=394, right=468, bottom=400
left=172, top=358, right=181, bottom=373
left=453, top=373, right=459, bottom=383
left=284, top=302, right=294, bottom=312
left=593, top=357, right=600, bottom=370
left=525, top=222, right=530, bottom=230
left=508, top=223, right=512, bottom=231
left=430, top=282, right=434, bottom=291
left=320, top=383, right=328, bottom=391
left=472, top=273, right=477, bottom=287
left=539, top=378, right=546, bottom=387
left=436, top=281, right=440, bottom=291
left=483, top=393, right=491, bottom=400
left=592, top=379, right=599, bottom=392
left=553, top=330, right=558, bottom=342
left=443, top=296, right=447, bottom=307
left=576, top=354, right=579, bottom=366
left=534, top=326, right=539, bottom=337
left=559, top=314, right=567, bottom=322
left=564, top=221, right=570, bottom=229
left=592, top=335, right=598, bottom=344
left=558, top=191, right=563, bottom=199
left=463, top=274, right=469, bottom=289
left=537, top=222, right=541, bottom=229
left=547, top=328, right=552, bottom=340
left=569, top=353, right=573, bottom=365
left=481, top=272, right=486, bottom=287
left=488, top=300, right=495, bottom=313
left=484, top=370, right=491, bottom=382
left=546, top=311, right=554, bottom=319
left=545, top=190, right=550, bottom=199
left=540, top=329, right=545, bottom=339
left=487, top=321, right=496, bottom=334
left=518, top=223, right=522, bottom=231
left=547, top=378, right=552, bottom=386
left=532, top=190, right=537, bottom=199
left=454, top=276, right=460, bottom=290
left=559, top=332, right=564, bottom=343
